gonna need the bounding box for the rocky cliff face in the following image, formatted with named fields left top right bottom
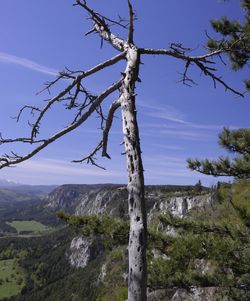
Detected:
left=46, top=184, right=120, bottom=211
left=44, top=183, right=249, bottom=300
left=75, top=186, right=128, bottom=216
left=69, top=236, right=92, bottom=268
left=148, top=287, right=231, bottom=301
left=46, top=184, right=212, bottom=218
left=47, top=184, right=213, bottom=272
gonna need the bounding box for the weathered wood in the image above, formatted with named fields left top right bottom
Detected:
left=1, top=3, right=243, bottom=301
left=121, top=47, right=147, bottom=301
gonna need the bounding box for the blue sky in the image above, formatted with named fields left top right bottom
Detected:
left=0, top=0, right=249, bottom=186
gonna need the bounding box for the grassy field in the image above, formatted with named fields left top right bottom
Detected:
left=7, top=220, right=51, bottom=235
left=0, top=259, right=24, bottom=298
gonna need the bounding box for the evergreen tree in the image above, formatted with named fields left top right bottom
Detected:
left=187, top=127, right=250, bottom=178
left=207, top=0, right=250, bottom=90
left=193, top=179, right=202, bottom=194
left=0, top=2, right=247, bottom=300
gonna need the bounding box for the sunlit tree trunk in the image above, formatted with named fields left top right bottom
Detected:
left=121, top=47, right=147, bottom=301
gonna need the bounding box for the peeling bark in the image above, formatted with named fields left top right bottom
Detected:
left=121, top=47, right=147, bottom=301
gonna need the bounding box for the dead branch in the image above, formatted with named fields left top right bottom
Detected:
left=139, top=47, right=244, bottom=97
left=72, top=98, right=121, bottom=168
left=102, top=98, right=121, bottom=158
left=76, top=0, right=128, bottom=30
left=30, top=51, right=125, bottom=139
left=76, top=1, right=127, bottom=51
left=13, top=105, right=42, bottom=123
left=0, top=79, right=122, bottom=169
left=194, top=60, right=243, bottom=96
left=139, top=47, right=224, bottom=63
left=72, top=141, right=104, bottom=169
left=127, top=0, right=134, bottom=43
left=0, top=136, right=45, bottom=145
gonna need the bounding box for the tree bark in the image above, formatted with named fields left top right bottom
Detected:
left=121, top=46, right=147, bottom=301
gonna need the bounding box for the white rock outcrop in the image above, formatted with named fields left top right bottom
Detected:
left=69, top=236, right=92, bottom=268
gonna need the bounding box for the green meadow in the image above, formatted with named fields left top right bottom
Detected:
left=7, top=220, right=51, bottom=235
left=0, top=259, right=24, bottom=298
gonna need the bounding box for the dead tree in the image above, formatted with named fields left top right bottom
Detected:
left=0, top=1, right=244, bottom=300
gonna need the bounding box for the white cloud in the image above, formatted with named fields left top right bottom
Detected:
left=0, top=51, right=59, bottom=76
left=151, top=143, right=185, bottom=151
left=159, top=129, right=214, bottom=141
left=138, top=102, right=187, bottom=124
left=0, top=158, right=126, bottom=185
left=19, top=158, right=123, bottom=177
left=138, top=101, right=242, bottom=131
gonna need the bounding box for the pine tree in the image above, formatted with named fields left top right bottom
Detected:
left=0, top=2, right=247, bottom=300
left=207, top=0, right=250, bottom=89
left=193, top=179, right=202, bottom=194
left=187, top=127, right=250, bottom=178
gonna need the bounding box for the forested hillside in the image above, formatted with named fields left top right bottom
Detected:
left=0, top=181, right=249, bottom=300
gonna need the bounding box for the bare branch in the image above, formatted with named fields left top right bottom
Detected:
left=85, top=28, right=96, bottom=36
left=75, top=0, right=105, bottom=28
left=102, top=98, right=121, bottom=158
left=139, top=47, right=244, bottom=97
left=0, top=79, right=122, bottom=169
left=72, top=141, right=105, bottom=169
left=170, top=43, right=191, bottom=55
left=0, top=137, right=45, bottom=144
left=76, top=0, right=128, bottom=30
left=76, top=0, right=127, bottom=51
left=13, top=105, right=42, bottom=123
left=139, top=47, right=224, bottom=62
left=95, top=104, right=106, bottom=130
left=194, top=60, right=244, bottom=96
left=127, top=0, right=134, bottom=44
left=178, top=61, right=198, bottom=87
left=72, top=98, right=121, bottom=168
left=30, top=51, right=125, bottom=139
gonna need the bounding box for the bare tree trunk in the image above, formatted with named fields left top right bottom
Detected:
left=121, top=47, right=147, bottom=301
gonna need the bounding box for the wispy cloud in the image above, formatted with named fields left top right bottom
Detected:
left=138, top=103, right=187, bottom=124
left=0, top=51, right=59, bottom=76
left=0, top=158, right=126, bottom=185
left=20, top=158, right=124, bottom=177
left=140, top=125, right=215, bottom=141
left=138, top=102, right=241, bottom=131
left=159, top=129, right=214, bottom=141
left=151, top=143, right=185, bottom=151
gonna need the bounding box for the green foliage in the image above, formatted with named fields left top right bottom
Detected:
left=0, top=259, right=25, bottom=298
left=219, top=128, right=250, bottom=155
left=193, top=179, right=203, bottom=195
left=6, top=220, right=52, bottom=235
left=0, top=182, right=249, bottom=300
left=0, top=192, right=62, bottom=238
left=208, top=0, right=250, bottom=88
left=210, top=17, right=241, bottom=36
left=58, top=211, right=129, bottom=249
left=147, top=181, right=250, bottom=298
left=188, top=128, right=250, bottom=178
left=110, top=249, right=123, bottom=261
left=231, top=179, right=250, bottom=223
left=97, top=286, right=128, bottom=301
left=147, top=228, right=168, bottom=253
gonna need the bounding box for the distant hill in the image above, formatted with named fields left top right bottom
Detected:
left=0, top=178, right=57, bottom=200
left=0, top=181, right=249, bottom=301
left=0, top=178, right=21, bottom=187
